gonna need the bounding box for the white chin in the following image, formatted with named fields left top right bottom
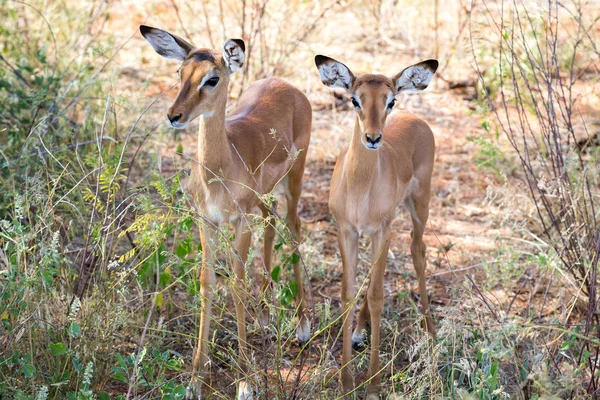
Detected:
left=170, top=121, right=188, bottom=129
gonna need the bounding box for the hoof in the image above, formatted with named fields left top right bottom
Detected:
left=351, top=330, right=367, bottom=351
left=185, top=380, right=202, bottom=400
left=296, top=319, right=311, bottom=345
left=237, top=380, right=255, bottom=400
left=259, top=305, right=270, bottom=327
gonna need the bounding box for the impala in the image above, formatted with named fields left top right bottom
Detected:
left=140, top=25, right=312, bottom=399
left=314, top=55, right=438, bottom=398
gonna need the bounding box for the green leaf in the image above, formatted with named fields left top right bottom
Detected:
left=116, top=353, right=127, bottom=368
left=490, top=361, right=498, bottom=376
left=111, top=371, right=127, bottom=383
left=289, top=280, right=299, bottom=297
left=49, top=342, right=67, bottom=356
left=159, top=270, right=171, bottom=287
left=22, top=364, right=36, bottom=378
left=176, top=243, right=188, bottom=259
left=179, top=217, right=194, bottom=231
left=68, top=322, right=81, bottom=337
left=155, top=292, right=164, bottom=307
left=42, top=269, right=54, bottom=285
left=271, top=266, right=281, bottom=283
left=98, top=392, right=110, bottom=400
left=290, top=253, right=300, bottom=264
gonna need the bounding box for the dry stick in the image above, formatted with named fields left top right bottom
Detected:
left=0, top=54, right=30, bottom=87
left=506, top=276, right=530, bottom=317
left=125, top=249, right=161, bottom=400
left=123, top=82, right=178, bottom=192
left=200, top=0, right=216, bottom=49
left=466, top=274, right=500, bottom=322
left=170, top=0, right=193, bottom=42
left=70, top=94, right=112, bottom=303
left=578, top=235, right=600, bottom=391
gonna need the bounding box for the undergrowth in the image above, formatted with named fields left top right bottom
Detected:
left=1, top=0, right=600, bottom=399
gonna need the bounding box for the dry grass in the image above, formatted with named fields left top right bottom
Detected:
left=2, top=0, right=600, bottom=398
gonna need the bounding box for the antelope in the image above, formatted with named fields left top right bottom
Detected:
left=140, top=25, right=312, bottom=399
left=314, top=55, right=438, bottom=398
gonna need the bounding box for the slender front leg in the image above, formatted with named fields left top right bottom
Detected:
left=366, top=227, right=391, bottom=397
left=189, top=224, right=219, bottom=398
left=232, top=219, right=253, bottom=399
left=338, top=227, right=359, bottom=396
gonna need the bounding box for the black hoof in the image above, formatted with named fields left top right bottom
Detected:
left=352, top=338, right=368, bottom=351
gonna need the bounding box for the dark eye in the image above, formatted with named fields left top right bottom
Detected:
left=351, top=98, right=360, bottom=108
left=387, top=99, right=396, bottom=109
left=204, top=77, right=220, bottom=87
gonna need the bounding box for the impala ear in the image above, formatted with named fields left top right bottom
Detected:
left=392, top=59, right=438, bottom=93
left=140, top=25, right=194, bottom=61
left=314, top=55, right=355, bottom=92
left=222, top=39, right=245, bottom=73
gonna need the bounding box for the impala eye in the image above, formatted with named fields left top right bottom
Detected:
left=204, top=77, right=220, bottom=87
left=387, top=99, right=396, bottom=109
left=351, top=97, right=360, bottom=108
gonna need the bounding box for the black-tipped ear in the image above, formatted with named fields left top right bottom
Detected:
left=231, top=39, right=245, bottom=53
left=314, top=54, right=330, bottom=69
left=139, top=25, right=194, bottom=61
left=392, top=59, right=438, bottom=93
left=314, top=55, right=355, bottom=92
left=423, top=59, right=439, bottom=73
left=139, top=25, right=152, bottom=36
left=222, top=39, right=245, bottom=73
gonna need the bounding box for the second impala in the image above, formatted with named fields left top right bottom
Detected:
left=315, top=55, right=438, bottom=398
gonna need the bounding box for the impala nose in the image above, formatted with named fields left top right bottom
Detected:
left=168, top=113, right=182, bottom=124
left=365, top=133, right=382, bottom=148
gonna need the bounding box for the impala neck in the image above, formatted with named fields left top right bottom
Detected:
left=196, top=95, right=232, bottom=169
left=344, top=116, right=380, bottom=182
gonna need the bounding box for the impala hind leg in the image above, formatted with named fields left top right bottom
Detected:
left=338, top=228, right=359, bottom=396
left=258, top=203, right=277, bottom=326
left=365, top=227, right=391, bottom=397
left=188, top=225, right=219, bottom=399
left=407, top=193, right=436, bottom=337
left=284, top=168, right=310, bottom=344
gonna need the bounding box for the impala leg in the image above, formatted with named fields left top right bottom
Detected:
left=284, top=171, right=310, bottom=344
left=338, top=227, right=359, bottom=396
left=189, top=224, right=219, bottom=399
left=258, top=203, right=277, bottom=326
left=353, top=285, right=370, bottom=351
left=366, top=227, right=390, bottom=397
left=232, top=219, right=254, bottom=399
left=408, top=194, right=436, bottom=337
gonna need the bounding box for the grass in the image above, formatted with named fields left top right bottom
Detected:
left=1, top=0, right=600, bottom=399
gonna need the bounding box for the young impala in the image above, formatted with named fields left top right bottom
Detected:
left=140, top=25, right=312, bottom=399
left=314, top=55, right=438, bottom=398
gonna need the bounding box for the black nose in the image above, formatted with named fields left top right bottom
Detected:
left=168, top=113, right=182, bottom=124
left=365, top=134, right=382, bottom=145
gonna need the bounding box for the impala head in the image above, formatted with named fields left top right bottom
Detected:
left=315, top=55, right=438, bottom=150
left=140, top=25, right=245, bottom=128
